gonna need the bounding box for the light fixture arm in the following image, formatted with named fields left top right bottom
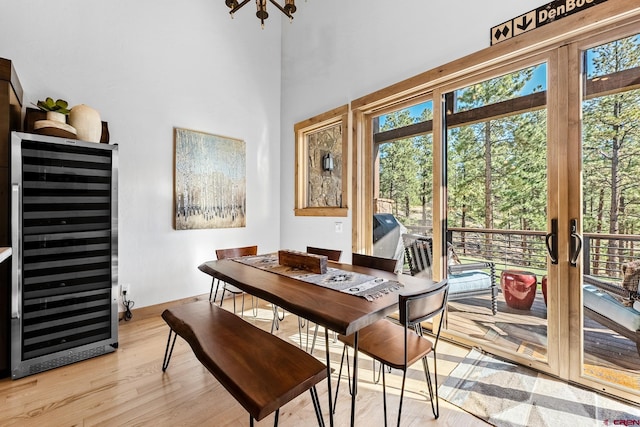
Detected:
left=226, top=0, right=297, bottom=26
left=268, top=0, right=293, bottom=19
left=228, top=0, right=251, bottom=16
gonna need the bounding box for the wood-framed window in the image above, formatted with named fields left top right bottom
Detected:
left=294, top=105, right=349, bottom=217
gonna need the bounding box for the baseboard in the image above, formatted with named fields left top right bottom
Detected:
left=119, top=294, right=211, bottom=322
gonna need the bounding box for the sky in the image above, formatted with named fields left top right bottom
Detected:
left=379, top=62, right=548, bottom=129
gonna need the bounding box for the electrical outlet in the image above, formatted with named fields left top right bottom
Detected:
left=335, top=222, right=343, bottom=233
left=121, top=283, right=130, bottom=296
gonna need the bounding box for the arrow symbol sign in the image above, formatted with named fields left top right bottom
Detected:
left=516, top=15, right=533, bottom=31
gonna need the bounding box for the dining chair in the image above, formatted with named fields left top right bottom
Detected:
left=273, top=246, right=343, bottom=351
left=335, top=278, right=450, bottom=425
left=307, top=246, right=342, bottom=261
left=212, top=245, right=258, bottom=317
left=308, top=252, right=399, bottom=357
left=352, top=252, right=398, bottom=273
left=351, top=252, right=399, bottom=382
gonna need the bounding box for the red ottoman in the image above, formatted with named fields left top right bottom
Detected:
left=542, top=275, right=548, bottom=306
left=500, top=270, right=537, bottom=310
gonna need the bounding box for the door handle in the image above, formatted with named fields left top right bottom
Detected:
left=569, top=218, right=582, bottom=267
left=545, top=218, right=558, bottom=265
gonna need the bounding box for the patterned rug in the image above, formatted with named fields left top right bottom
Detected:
left=439, top=349, right=640, bottom=426
left=233, top=252, right=403, bottom=301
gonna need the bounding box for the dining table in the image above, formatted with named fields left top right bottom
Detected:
left=198, top=255, right=435, bottom=427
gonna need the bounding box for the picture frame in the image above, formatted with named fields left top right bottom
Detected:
left=174, top=128, right=246, bottom=229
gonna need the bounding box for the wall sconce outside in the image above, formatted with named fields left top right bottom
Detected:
left=323, top=152, right=334, bottom=171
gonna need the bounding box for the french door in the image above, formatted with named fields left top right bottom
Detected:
left=441, top=29, right=640, bottom=401
left=357, top=8, right=640, bottom=403
left=441, top=54, right=559, bottom=376
left=566, top=28, right=640, bottom=401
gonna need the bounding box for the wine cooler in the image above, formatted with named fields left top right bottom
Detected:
left=10, top=132, right=118, bottom=379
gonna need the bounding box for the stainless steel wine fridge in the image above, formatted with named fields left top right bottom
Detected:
left=10, top=132, right=118, bottom=379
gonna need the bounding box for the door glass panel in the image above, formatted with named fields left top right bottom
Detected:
left=581, top=33, right=640, bottom=392
left=373, top=101, right=433, bottom=261
left=445, top=64, right=550, bottom=362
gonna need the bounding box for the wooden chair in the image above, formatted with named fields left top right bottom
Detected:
left=308, top=253, right=398, bottom=354
left=335, top=278, right=450, bottom=424
left=307, top=246, right=342, bottom=261
left=352, top=252, right=398, bottom=381
left=274, top=246, right=343, bottom=351
left=211, top=245, right=258, bottom=317
left=352, top=253, right=398, bottom=273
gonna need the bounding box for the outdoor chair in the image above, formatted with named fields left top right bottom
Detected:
left=402, top=233, right=498, bottom=315
left=211, top=245, right=258, bottom=317
left=583, top=274, right=640, bottom=357
left=335, top=278, right=450, bottom=424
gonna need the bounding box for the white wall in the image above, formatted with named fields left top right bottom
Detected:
left=0, top=0, right=283, bottom=308
left=279, top=0, right=549, bottom=260
left=0, top=0, right=555, bottom=309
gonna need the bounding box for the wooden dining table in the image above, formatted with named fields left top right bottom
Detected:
left=198, top=257, right=434, bottom=427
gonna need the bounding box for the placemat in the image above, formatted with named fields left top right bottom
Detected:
left=233, top=252, right=402, bottom=301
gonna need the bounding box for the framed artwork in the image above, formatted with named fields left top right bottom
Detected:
left=174, top=128, right=246, bottom=230
left=294, top=105, right=349, bottom=217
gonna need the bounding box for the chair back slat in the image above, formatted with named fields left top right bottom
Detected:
left=307, top=246, right=342, bottom=261
left=399, top=279, right=449, bottom=326
left=216, top=245, right=258, bottom=260
left=352, top=253, right=397, bottom=273
left=402, top=233, right=433, bottom=276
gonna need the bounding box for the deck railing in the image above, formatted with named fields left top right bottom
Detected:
left=409, top=226, right=640, bottom=282
left=582, top=232, right=640, bottom=279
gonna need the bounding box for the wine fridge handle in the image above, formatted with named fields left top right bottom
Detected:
left=11, top=184, right=21, bottom=319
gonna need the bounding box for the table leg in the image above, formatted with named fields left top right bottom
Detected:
left=325, top=327, right=334, bottom=427
left=351, top=332, right=359, bottom=427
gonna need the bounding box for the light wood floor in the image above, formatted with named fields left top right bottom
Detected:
left=0, top=294, right=490, bottom=426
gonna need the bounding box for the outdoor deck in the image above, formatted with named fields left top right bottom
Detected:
left=446, top=290, right=640, bottom=390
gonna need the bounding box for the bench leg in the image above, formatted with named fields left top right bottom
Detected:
left=209, top=278, right=220, bottom=303
left=162, top=329, right=178, bottom=372
left=310, top=386, right=325, bottom=427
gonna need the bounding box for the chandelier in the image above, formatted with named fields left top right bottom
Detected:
left=225, top=0, right=297, bottom=28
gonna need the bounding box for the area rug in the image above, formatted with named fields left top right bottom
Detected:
left=439, top=348, right=640, bottom=426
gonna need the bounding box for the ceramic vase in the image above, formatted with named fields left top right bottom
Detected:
left=69, top=104, right=102, bottom=143
left=46, top=111, right=66, bottom=123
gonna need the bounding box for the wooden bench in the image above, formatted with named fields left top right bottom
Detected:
left=161, top=301, right=327, bottom=426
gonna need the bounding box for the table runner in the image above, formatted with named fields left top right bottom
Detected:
left=233, top=252, right=402, bottom=301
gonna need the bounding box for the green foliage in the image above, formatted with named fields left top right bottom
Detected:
left=33, top=97, right=70, bottom=115
left=377, top=34, right=640, bottom=261
left=446, top=65, right=547, bottom=232
left=582, top=35, right=640, bottom=237
left=378, top=109, right=433, bottom=225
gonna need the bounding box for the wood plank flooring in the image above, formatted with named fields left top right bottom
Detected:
left=446, top=291, right=640, bottom=388
left=0, top=294, right=489, bottom=426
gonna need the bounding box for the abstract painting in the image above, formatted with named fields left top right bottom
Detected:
left=174, top=128, right=246, bottom=229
